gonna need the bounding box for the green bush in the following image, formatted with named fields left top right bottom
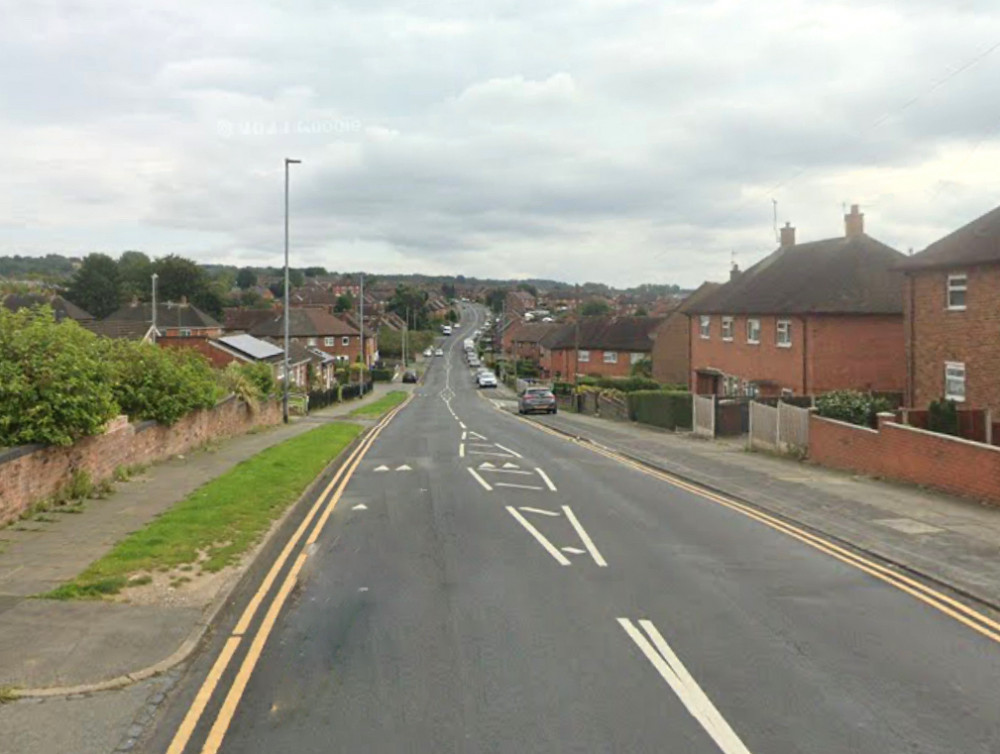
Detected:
left=371, top=367, right=394, bottom=382
left=238, top=361, right=276, bottom=398
left=927, top=398, right=959, bottom=436
left=579, top=376, right=664, bottom=393
left=627, top=390, right=692, bottom=430
left=0, top=307, right=119, bottom=446
left=101, top=340, right=221, bottom=426
left=552, top=381, right=575, bottom=395
left=815, top=390, right=891, bottom=428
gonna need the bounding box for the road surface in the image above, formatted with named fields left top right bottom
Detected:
left=146, top=303, right=1000, bottom=754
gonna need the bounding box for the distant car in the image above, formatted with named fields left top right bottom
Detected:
left=518, top=387, right=557, bottom=414
left=402, top=369, right=418, bottom=383
left=423, top=348, right=433, bottom=357
left=477, top=371, right=498, bottom=389
left=434, top=348, right=445, bottom=357
left=441, top=325, right=452, bottom=336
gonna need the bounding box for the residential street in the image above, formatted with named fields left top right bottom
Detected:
left=145, top=304, right=1000, bottom=754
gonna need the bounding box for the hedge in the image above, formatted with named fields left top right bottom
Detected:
left=815, top=390, right=891, bottom=428
left=627, top=390, right=692, bottom=430
left=371, top=367, right=394, bottom=382
left=577, top=376, right=684, bottom=393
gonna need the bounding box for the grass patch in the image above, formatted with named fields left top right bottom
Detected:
left=41, top=422, right=362, bottom=600
left=0, top=686, right=19, bottom=704
left=349, top=391, right=408, bottom=418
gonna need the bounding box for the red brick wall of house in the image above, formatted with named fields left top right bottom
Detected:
left=809, top=413, right=1000, bottom=506
left=0, top=398, right=281, bottom=525
left=160, top=327, right=223, bottom=339
left=159, top=338, right=240, bottom=368
left=906, top=266, right=1000, bottom=413
left=547, top=348, right=636, bottom=379
left=650, top=313, right=690, bottom=387
left=806, top=314, right=905, bottom=394
left=301, top=335, right=361, bottom=364
left=689, top=315, right=805, bottom=395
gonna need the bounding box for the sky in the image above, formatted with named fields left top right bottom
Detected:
left=2, top=0, right=1000, bottom=288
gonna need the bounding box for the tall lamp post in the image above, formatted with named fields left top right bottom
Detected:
left=283, top=157, right=302, bottom=424
left=150, top=272, right=158, bottom=343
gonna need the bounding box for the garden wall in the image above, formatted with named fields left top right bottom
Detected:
left=0, top=397, right=281, bottom=525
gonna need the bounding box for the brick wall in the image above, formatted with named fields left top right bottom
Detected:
left=809, top=412, right=1000, bottom=506
left=906, top=266, right=1000, bottom=413
left=650, top=313, right=689, bottom=387
left=597, top=392, right=629, bottom=422
left=549, top=348, right=638, bottom=379
left=0, top=398, right=282, bottom=525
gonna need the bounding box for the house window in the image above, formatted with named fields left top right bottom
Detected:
left=578, top=349, right=590, bottom=363
left=947, top=274, right=967, bottom=310
left=324, top=337, right=335, bottom=346
left=603, top=351, right=618, bottom=364
left=630, top=352, right=644, bottom=365
left=746, top=318, right=761, bottom=344
left=945, top=362, right=966, bottom=402
left=781, top=388, right=794, bottom=398
left=342, top=336, right=350, bottom=346
left=307, top=337, right=317, bottom=346
left=699, top=315, right=711, bottom=339
left=179, top=328, right=192, bottom=337
left=721, top=317, right=733, bottom=341
left=776, top=319, right=791, bottom=347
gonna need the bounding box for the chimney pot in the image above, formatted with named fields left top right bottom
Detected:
left=779, top=222, right=796, bottom=248
left=845, top=204, right=865, bottom=238
left=729, top=263, right=741, bottom=282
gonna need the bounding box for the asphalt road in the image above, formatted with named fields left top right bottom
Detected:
left=148, top=303, right=1000, bottom=754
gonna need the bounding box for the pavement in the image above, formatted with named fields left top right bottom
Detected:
left=134, top=303, right=1000, bottom=754
left=0, top=380, right=411, bottom=694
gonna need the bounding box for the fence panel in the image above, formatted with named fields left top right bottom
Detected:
left=749, top=401, right=778, bottom=451
left=693, top=394, right=715, bottom=437
left=778, top=401, right=810, bottom=454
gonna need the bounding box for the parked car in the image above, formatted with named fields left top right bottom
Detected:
left=434, top=348, right=444, bottom=357
left=402, top=369, right=418, bottom=383
left=423, top=348, right=433, bottom=357
left=441, top=325, right=452, bottom=335
left=518, top=387, right=557, bottom=414
left=477, top=371, right=498, bottom=389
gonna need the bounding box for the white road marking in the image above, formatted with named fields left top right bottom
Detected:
left=468, top=450, right=517, bottom=458
left=561, top=547, right=585, bottom=554
left=496, top=482, right=545, bottom=491
left=494, top=443, right=522, bottom=458
left=459, top=443, right=465, bottom=458
left=469, top=443, right=495, bottom=448
left=478, top=461, right=496, bottom=468
left=352, top=504, right=368, bottom=511
left=562, top=506, right=607, bottom=566
left=461, top=431, right=467, bottom=441
left=618, top=619, right=754, bottom=754
left=506, top=507, right=571, bottom=566
left=483, top=469, right=533, bottom=476
left=459, top=422, right=467, bottom=429
left=535, top=468, right=558, bottom=492
left=502, top=462, right=520, bottom=469
left=468, top=467, right=493, bottom=491
left=467, top=431, right=488, bottom=441
left=374, top=465, right=389, bottom=472
left=519, top=507, right=561, bottom=517
left=395, top=464, right=412, bottom=471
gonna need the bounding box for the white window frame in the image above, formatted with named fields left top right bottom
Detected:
left=342, top=336, right=350, bottom=346
left=603, top=351, right=618, bottom=364
left=721, top=316, right=733, bottom=341
left=947, top=273, right=967, bottom=311
left=307, top=337, right=317, bottom=347
left=578, top=349, right=590, bottom=363
left=776, top=319, right=792, bottom=348
left=699, top=315, right=711, bottom=339
left=945, top=361, right=966, bottom=402
left=630, top=352, right=644, bottom=365
left=324, top=336, right=335, bottom=346
left=746, top=318, right=761, bottom=344
left=179, top=328, right=192, bottom=337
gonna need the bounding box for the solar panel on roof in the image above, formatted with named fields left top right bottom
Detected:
left=218, top=334, right=283, bottom=360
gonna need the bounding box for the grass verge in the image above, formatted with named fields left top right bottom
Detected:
left=42, top=422, right=362, bottom=600
left=349, top=390, right=408, bottom=418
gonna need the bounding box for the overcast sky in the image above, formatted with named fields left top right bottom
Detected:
left=2, top=0, right=1000, bottom=287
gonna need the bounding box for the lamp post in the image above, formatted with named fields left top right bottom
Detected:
left=283, top=157, right=302, bottom=424
left=150, top=273, right=158, bottom=343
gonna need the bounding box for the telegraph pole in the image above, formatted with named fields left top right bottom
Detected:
left=282, top=157, right=301, bottom=424
left=573, top=283, right=581, bottom=385
left=359, top=272, right=365, bottom=395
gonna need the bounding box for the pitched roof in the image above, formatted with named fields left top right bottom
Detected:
left=507, top=321, right=559, bottom=344
left=898, top=203, right=1000, bottom=271
left=689, top=235, right=905, bottom=315
left=223, top=308, right=275, bottom=332
left=249, top=308, right=359, bottom=338
left=541, top=316, right=666, bottom=352
left=213, top=334, right=283, bottom=362
left=3, top=293, right=93, bottom=322
left=82, top=320, right=156, bottom=341
left=677, top=282, right=723, bottom=314
left=105, top=301, right=222, bottom=329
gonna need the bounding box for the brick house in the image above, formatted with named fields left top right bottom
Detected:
left=103, top=300, right=223, bottom=341
left=898, top=203, right=1000, bottom=414
left=3, top=293, right=94, bottom=324
left=249, top=308, right=362, bottom=365
left=539, top=316, right=666, bottom=380
left=502, top=322, right=560, bottom=364
left=687, top=206, right=906, bottom=398
left=649, top=282, right=721, bottom=387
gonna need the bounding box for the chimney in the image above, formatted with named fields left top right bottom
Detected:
left=729, top=263, right=741, bottom=282
left=845, top=204, right=864, bottom=238
left=779, top=221, right=796, bottom=248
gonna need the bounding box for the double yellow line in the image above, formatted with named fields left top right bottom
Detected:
left=167, top=397, right=411, bottom=754
left=512, top=412, right=1000, bottom=647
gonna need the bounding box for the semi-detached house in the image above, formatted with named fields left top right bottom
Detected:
left=539, top=316, right=665, bottom=379
left=249, top=309, right=362, bottom=364
left=898, top=202, right=1000, bottom=414
left=687, top=206, right=907, bottom=398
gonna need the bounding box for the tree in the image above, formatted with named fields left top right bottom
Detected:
left=634, top=305, right=649, bottom=316
left=153, top=255, right=209, bottom=303
left=516, top=282, right=538, bottom=298
left=334, top=293, right=354, bottom=313
left=485, top=288, right=506, bottom=314
left=288, top=269, right=305, bottom=288
left=303, top=266, right=327, bottom=277
left=118, top=251, right=153, bottom=302
left=236, top=267, right=258, bottom=290
left=581, top=299, right=611, bottom=316
left=65, top=253, right=122, bottom=318
left=441, top=282, right=456, bottom=300
left=387, top=284, right=430, bottom=329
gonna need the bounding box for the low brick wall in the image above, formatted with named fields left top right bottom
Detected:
left=0, top=398, right=282, bottom=525
left=597, top=393, right=629, bottom=422
left=580, top=391, right=599, bottom=416
left=809, top=412, right=1000, bottom=506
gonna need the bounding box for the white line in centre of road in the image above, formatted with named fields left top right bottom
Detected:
left=519, top=506, right=561, bottom=516
left=468, top=467, right=493, bottom=491
left=459, top=422, right=467, bottom=429
left=535, top=468, right=558, bottom=491
left=459, top=443, right=465, bottom=458
left=506, top=507, right=571, bottom=565
left=618, top=618, right=753, bottom=754
left=562, top=506, right=607, bottom=566
left=495, top=482, right=545, bottom=491
left=461, top=431, right=467, bottom=441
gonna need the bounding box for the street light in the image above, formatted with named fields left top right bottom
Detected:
left=283, top=157, right=302, bottom=424
left=150, top=272, right=158, bottom=343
